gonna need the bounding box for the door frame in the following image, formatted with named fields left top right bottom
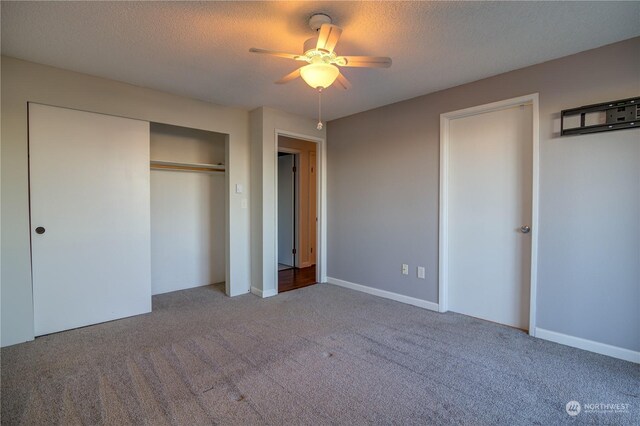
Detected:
left=277, top=149, right=300, bottom=268
left=438, top=93, right=540, bottom=335
left=274, top=129, right=326, bottom=292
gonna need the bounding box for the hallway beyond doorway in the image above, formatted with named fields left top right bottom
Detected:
left=278, top=265, right=316, bottom=293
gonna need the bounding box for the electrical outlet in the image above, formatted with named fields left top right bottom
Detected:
left=417, top=266, right=426, bottom=279
left=402, top=264, right=409, bottom=275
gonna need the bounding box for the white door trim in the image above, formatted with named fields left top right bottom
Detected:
left=439, top=93, right=540, bottom=336
left=274, top=129, right=327, bottom=294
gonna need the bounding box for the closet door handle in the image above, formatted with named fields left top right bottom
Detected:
left=35, top=226, right=46, bottom=235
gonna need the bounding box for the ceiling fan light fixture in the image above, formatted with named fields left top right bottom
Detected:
left=300, top=63, right=339, bottom=89
left=248, top=15, right=391, bottom=131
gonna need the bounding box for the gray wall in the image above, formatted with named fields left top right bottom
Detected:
left=327, top=37, right=640, bottom=352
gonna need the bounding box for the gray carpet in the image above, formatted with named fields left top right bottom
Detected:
left=1, top=283, right=638, bottom=425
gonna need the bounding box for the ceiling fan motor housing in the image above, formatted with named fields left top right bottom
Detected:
left=303, top=37, right=319, bottom=53
left=301, top=38, right=345, bottom=66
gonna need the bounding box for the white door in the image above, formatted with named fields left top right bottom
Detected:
left=29, top=104, right=151, bottom=336
left=448, top=104, right=532, bottom=330
left=278, top=154, right=295, bottom=267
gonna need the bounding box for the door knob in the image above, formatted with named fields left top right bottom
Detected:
left=35, top=227, right=45, bottom=235
left=520, top=225, right=530, bottom=234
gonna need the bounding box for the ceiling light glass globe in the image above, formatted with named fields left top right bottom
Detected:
left=300, top=63, right=339, bottom=89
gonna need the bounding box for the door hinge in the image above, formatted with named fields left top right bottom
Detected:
left=292, top=166, right=297, bottom=172
left=310, top=247, right=313, bottom=253
left=292, top=248, right=297, bottom=254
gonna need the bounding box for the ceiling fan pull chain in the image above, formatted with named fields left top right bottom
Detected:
left=317, top=88, right=323, bottom=130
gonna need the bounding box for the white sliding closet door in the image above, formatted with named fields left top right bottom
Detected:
left=29, top=103, right=151, bottom=336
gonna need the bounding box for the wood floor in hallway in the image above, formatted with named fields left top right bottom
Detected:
left=278, top=265, right=316, bottom=293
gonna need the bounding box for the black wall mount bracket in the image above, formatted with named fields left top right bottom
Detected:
left=560, top=97, right=639, bottom=136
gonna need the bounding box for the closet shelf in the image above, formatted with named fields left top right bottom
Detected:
left=150, top=160, right=225, bottom=173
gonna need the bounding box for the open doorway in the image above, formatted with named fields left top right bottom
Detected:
left=277, top=152, right=297, bottom=271
left=277, top=136, right=318, bottom=292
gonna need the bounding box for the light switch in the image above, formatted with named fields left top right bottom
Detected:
left=235, top=184, right=243, bottom=194
left=402, top=264, right=409, bottom=275
left=241, top=199, right=248, bottom=209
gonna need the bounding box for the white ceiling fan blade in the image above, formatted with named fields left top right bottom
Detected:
left=275, top=68, right=302, bottom=84
left=249, top=48, right=301, bottom=60
left=335, top=73, right=352, bottom=90
left=339, top=56, right=392, bottom=68
left=316, top=24, right=342, bottom=53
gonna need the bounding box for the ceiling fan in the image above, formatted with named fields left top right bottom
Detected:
left=249, top=13, right=392, bottom=91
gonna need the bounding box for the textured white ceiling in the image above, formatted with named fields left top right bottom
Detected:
left=2, top=1, right=639, bottom=120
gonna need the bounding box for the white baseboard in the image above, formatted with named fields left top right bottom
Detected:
left=326, top=277, right=439, bottom=312
left=536, top=327, right=639, bottom=364
left=250, top=287, right=277, bottom=298
left=152, top=280, right=223, bottom=296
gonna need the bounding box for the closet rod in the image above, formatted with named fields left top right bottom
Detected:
left=150, top=160, right=225, bottom=174
left=150, top=164, right=225, bottom=173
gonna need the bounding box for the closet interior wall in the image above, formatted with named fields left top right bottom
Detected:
left=150, top=122, right=226, bottom=295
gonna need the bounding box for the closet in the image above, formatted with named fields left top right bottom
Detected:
left=28, top=104, right=227, bottom=336
left=150, top=123, right=226, bottom=295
